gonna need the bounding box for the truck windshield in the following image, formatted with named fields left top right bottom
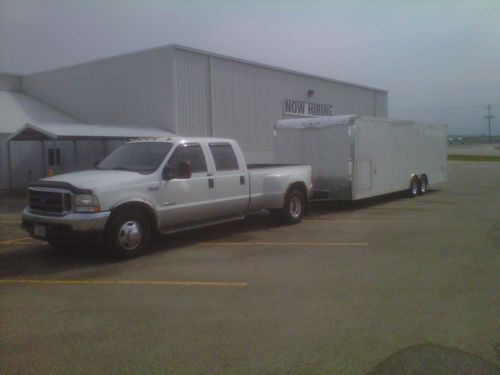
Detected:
left=97, top=142, right=173, bottom=174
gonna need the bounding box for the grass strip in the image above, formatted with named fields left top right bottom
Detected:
left=448, top=154, right=500, bottom=162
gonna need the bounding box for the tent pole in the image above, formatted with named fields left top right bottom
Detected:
left=40, top=140, right=46, bottom=177
left=73, top=140, right=78, bottom=171
left=7, top=140, right=13, bottom=189
left=102, top=140, right=106, bottom=159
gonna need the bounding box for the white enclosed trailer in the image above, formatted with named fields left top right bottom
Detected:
left=274, top=115, right=447, bottom=200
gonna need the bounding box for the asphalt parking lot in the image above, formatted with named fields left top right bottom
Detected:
left=1, top=160, right=499, bottom=374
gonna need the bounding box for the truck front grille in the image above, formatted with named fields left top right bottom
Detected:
left=28, top=189, right=72, bottom=214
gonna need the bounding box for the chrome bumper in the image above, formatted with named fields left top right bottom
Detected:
left=22, top=208, right=111, bottom=232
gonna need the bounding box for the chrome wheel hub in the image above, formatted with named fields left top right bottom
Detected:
left=118, top=220, right=142, bottom=250
left=412, top=181, right=418, bottom=195
left=289, top=196, right=302, bottom=218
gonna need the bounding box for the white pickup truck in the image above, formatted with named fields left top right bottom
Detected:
left=22, top=137, right=312, bottom=258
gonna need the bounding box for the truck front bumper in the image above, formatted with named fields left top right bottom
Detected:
left=21, top=208, right=111, bottom=242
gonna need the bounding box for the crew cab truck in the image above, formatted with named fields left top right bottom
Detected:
left=274, top=115, right=447, bottom=200
left=22, top=137, right=312, bottom=258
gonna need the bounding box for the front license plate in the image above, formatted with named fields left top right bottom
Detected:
left=34, top=224, right=46, bottom=238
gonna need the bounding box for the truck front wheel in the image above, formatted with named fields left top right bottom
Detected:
left=104, top=209, right=151, bottom=259
left=271, top=189, right=306, bottom=224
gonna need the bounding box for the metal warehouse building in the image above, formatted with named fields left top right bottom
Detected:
left=0, top=44, right=387, bottom=189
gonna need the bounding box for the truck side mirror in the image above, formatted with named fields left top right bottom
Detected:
left=162, top=166, right=173, bottom=180
left=163, top=161, right=192, bottom=180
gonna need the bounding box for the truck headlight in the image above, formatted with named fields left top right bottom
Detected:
left=74, top=194, right=101, bottom=213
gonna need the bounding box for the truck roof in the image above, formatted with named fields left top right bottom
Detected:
left=128, top=136, right=235, bottom=144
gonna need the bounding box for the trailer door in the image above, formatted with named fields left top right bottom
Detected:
left=355, top=159, right=372, bottom=192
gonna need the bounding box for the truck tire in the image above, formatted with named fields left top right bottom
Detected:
left=47, top=240, right=69, bottom=251
left=271, top=189, right=306, bottom=224
left=408, top=176, right=419, bottom=198
left=418, top=175, right=427, bottom=195
left=48, top=240, right=65, bottom=248
left=104, top=209, right=151, bottom=259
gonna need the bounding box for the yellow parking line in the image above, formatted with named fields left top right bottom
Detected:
left=304, top=219, right=415, bottom=222
left=0, top=220, right=21, bottom=224
left=201, top=241, right=367, bottom=246
left=0, top=242, right=34, bottom=246
left=0, top=279, right=248, bottom=287
left=0, top=237, right=33, bottom=245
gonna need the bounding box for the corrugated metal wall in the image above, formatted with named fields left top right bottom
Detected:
left=173, top=47, right=387, bottom=163
left=0, top=134, right=10, bottom=189
left=19, top=45, right=388, bottom=167
left=0, top=140, right=44, bottom=189
left=175, top=50, right=211, bottom=137
left=23, top=48, right=177, bottom=132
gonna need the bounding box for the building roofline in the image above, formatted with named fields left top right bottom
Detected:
left=0, top=72, right=22, bottom=77
left=24, top=43, right=388, bottom=93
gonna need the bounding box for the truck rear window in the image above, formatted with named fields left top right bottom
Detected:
left=209, top=143, right=239, bottom=171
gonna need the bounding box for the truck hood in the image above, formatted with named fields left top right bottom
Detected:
left=40, top=170, right=151, bottom=192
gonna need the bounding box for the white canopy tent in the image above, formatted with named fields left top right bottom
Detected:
left=6, top=122, right=174, bottom=188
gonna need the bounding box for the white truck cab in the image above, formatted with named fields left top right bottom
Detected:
left=22, top=137, right=312, bottom=258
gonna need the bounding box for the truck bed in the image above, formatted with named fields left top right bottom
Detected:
left=247, top=164, right=312, bottom=211
left=247, top=163, right=302, bottom=169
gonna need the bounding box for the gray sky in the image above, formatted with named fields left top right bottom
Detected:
left=1, top=0, right=499, bottom=135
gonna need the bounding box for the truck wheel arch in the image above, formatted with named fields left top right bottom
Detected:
left=286, top=181, right=308, bottom=209
left=108, top=201, right=158, bottom=234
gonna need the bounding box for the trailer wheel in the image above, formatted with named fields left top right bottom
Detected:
left=408, top=176, right=419, bottom=198
left=271, top=189, right=305, bottom=224
left=104, top=209, right=151, bottom=259
left=418, top=176, right=427, bottom=195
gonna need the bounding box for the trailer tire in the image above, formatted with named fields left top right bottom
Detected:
left=418, top=176, right=427, bottom=195
left=271, top=189, right=305, bottom=224
left=104, top=209, right=151, bottom=260
left=408, top=176, right=419, bottom=198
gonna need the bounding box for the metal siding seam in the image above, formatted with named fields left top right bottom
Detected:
left=208, top=55, right=214, bottom=137
left=172, top=50, right=179, bottom=134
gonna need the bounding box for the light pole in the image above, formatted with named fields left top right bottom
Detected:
left=485, top=104, right=494, bottom=144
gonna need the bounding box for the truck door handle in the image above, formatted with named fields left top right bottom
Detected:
left=208, top=178, right=214, bottom=189
left=240, top=176, right=245, bottom=185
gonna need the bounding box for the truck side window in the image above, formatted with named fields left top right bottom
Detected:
left=209, top=143, right=239, bottom=171
left=168, top=144, right=207, bottom=173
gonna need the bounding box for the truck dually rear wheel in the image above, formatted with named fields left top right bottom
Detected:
left=271, top=189, right=306, bottom=224
left=408, top=176, right=419, bottom=198
left=418, top=176, right=427, bottom=195
left=105, top=209, right=151, bottom=259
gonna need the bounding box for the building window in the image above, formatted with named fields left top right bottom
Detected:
left=48, top=148, right=61, bottom=166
